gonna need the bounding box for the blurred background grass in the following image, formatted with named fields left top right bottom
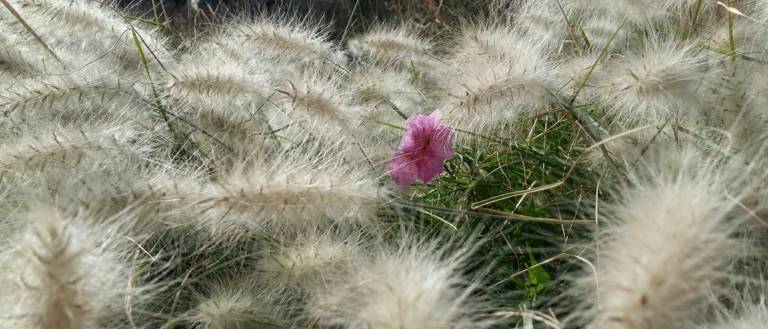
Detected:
left=120, top=0, right=495, bottom=39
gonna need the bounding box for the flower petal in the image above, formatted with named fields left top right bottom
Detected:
left=428, top=110, right=443, bottom=124
left=390, top=110, right=454, bottom=187
left=398, top=129, right=422, bottom=152
left=388, top=152, right=419, bottom=187
left=405, top=113, right=432, bottom=132
left=416, top=156, right=446, bottom=183
left=429, top=126, right=454, bottom=158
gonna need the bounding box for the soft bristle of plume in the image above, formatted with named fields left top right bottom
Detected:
left=594, top=37, right=713, bottom=125
left=573, top=147, right=753, bottom=329
left=347, top=26, right=435, bottom=69
left=165, top=57, right=273, bottom=152
left=0, top=30, right=45, bottom=76
left=0, top=125, right=147, bottom=175
left=197, top=147, right=382, bottom=237
left=217, top=15, right=345, bottom=71
left=165, top=55, right=271, bottom=110
left=0, top=71, right=141, bottom=119
left=440, top=30, right=556, bottom=133
left=0, top=207, right=130, bottom=329
left=581, top=15, right=627, bottom=52
left=188, top=281, right=290, bottom=329
left=704, top=301, right=768, bottom=329
left=270, top=71, right=360, bottom=142
left=259, top=227, right=364, bottom=292
left=12, top=0, right=169, bottom=71
left=353, top=67, right=423, bottom=116
left=45, top=167, right=205, bottom=234
left=513, top=0, right=568, bottom=51
left=601, top=0, right=666, bottom=25
left=308, top=239, right=492, bottom=329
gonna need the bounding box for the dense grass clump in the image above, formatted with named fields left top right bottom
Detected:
left=0, top=0, right=767, bottom=328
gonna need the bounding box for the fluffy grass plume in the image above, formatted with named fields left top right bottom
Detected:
left=513, top=0, right=568, bottom=51
left=347, top=26, right=436, bottom=71
left=595, top=36, right=713, bottom=125
left=581, top=15, right=628, bottom=52
left=164, top=52, right=273, bottom=152
left=0, top=124, right=147, bottom=175
left=556, top=53, right=601, bottom=94
left=351, top=66, right=424, bottom=120
left=439, top=24, right=556, bottom=133
left=0, top=207, right=132, bottom=328
left=350, top=66, right=424, bottom=162
left=259, top=226, right=365, bottom=293
left=271, top=69, right=360, bottom=141
left=307, top=237, right=493, bottom=329
left=0, top=29, right=44, bottom=76
left=0, top=69, right=141, bottom=120
left=572, top=146, right=755, bottom=329
left=1, top=0, right=768, bottom=328
left=165, top=58, right=271, bottom=112
left=599, top=0, right=666, bottom=25
left=197, top=145, right=381, bottom=236
left=214, top=14, right=345, bottom=71
left=11, top=0, right=169, bottom=70
left=186, top=278, right=290, bottom=329
left=53, top=167, right=206, bottom=233
left=703, top=301, right=768, bottom=329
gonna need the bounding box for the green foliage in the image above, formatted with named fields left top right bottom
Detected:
left=392, top=112, right=598, bottom=307
left=515, top=244, right=552, bottom=302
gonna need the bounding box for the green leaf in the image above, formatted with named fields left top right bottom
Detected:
left=513, top=243, right=552, bottom=302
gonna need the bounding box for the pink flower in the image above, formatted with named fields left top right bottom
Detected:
left=388, top=111, right=454, bottom=187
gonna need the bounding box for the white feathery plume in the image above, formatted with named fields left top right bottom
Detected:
left=213, top=14, right=346, bottom=72
left=756, top=0, right=768, bottom=21
left=602, top=0, right=667, bottom=25
left=0, top=68, right=142, bottom=120
left=165, top=63, right=271, bottom=112
left=347, top=26, right=437, bottom=71
left=594, top=36, right=714, bottom=125
left=590, top=0, right=718, bottom=26
left=702, top=301, right=768, bottom=329
left=694, top=64, right=761, bottom=153
left=581, top=15, right=628, bottom=52
left=47, top=166, right=206, bottom=234
left=704, top=20, right=767, bottom=66
left=349, top=66, right=425, bottom=166
left=572, top=146, right=755, bottom=329
left=270, top=69, right=360, bottom=142
left=166, top=49, right=272, bottom=112
left=0, top=207, right=133, bottom=328
left=186, top=279, right=291, bottom=329
left=259, top=226, right=365, bottom=293
left=164, top=51, right=273, bottom=152
left=662, top=0, right=719, bottom=21
left=513, top=0, right=568, bottom=51
left=439, top=61, right=555, bottom=134
left=556, top=53, right=600, bottom=95
left=351, top=66, right=423, bottom=124
left=197, top=145, right=382, bottom=237
left=742, top=63, right=768, bottom=119
left=440, top=26, right=556, bottom=133
left=307, top=238, right=493, bottom=329
left=0, top=124, right=149, bottom=175
left=449, top=23, right=534, bottom=65
left=554, top=0, right=605, bottom=14
left=11, top=0, right=170, bottom=71
left=0, top=28, right=45, bottom=77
